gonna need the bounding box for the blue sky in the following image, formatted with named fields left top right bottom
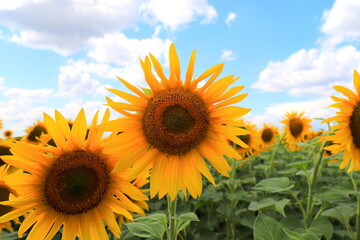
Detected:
left=0, top=0, right=359, bottom=135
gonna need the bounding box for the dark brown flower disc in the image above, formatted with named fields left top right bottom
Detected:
left=289, top=119, right=303, bottom=138
left=350, top=103, right=360, bottom=148
left=262, top=129, right=273, bottom=143
left=28, top=125, right=47, bottom=142
left=43, top=150, right=110, bottom=215
left=143, top=88, right=209, bottom=155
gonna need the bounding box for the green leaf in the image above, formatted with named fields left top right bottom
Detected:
left=135, top=213, right=167, bottom=225
left=321, top=205, right=356, bottom=228
left=176, top=212, right=200, bottom=235
left=253, top=212, right=289, bottom=240
left=253, top=177, right=294, bottom=193
left=318, top=186, right=350, bottom=203
left=287, top=161, right=310, bottom=170
left=282, top=228, right=320, bottom=240
left=141, top=87, right=153, bottom=96
left=126, top=222, right=166, bottom=239
left=249, top=198, right=290, bottom=217
left=307, top=217, right=333, bottom=240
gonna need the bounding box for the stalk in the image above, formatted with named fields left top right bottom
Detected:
left=266, top=132, right=286, bottom=178
left=167, top=195, right=177, bottom=240
left=349, top=173, right=360, bottom=240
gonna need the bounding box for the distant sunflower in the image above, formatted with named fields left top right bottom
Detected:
left=0, top=164, right=18, bottom=233
left=281, top=111, right=312, bottom=151
left=0, top=120, right=2, bottom=130
left=259, top=123, right=279, bottom=151
left=3, top=130, right=13, bottom=139
left=230, top=120, right=261, bottom=160
left=0, top=109, right=148, bottom=240
left=322, top=70, right=360, bottom=171
left=23, top=121, right=47, bottom=144
left=102, top=43, right=250, bottom=200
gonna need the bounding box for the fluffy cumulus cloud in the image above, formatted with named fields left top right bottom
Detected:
left=253, top=45, right=360, bottom=96
left=87, top=33, right=172, bottom=66
left=320, top=0, right=360, bottom=47
left=0, top=76, right=5, bottom=90
left=248, top=98, right=336, bottom=130
left=225, top=12, right=236, bottom=26
left=221, top=49, right=236, bottom=61
left=0, top=0, right=142, bottom=55
left=141, top=0, right=217, bottom=30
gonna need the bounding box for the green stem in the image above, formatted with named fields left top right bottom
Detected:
left=349, top=173, right=360, bottom=240
left=266, top=133, right=286, bottom=178
left=287, top=189, right=307, bottom=221
left=167, top=195, right=177, bottom=240
left=305, top=140, right=327, bottom=227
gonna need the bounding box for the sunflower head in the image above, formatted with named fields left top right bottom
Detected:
left=230, top=120, right=261, bottom=160
left=103, top=43, right=250, bottom=200
left=322, top=70, right=360, bottom=172
left=0, top=109, right=148, bottom=239
left=23, top=121, right=47, bottom=144
left=3, top=130, right=13, bottom=139
left=281, top=111, right=312, bottom=151
left=259, top=123, right=279, bottom=151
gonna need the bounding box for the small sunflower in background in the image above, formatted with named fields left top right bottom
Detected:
left=23, top=121, right=47, bottom=144
left=281, top=111, right=312, bottom=151
left=0, top=120, right=2, bottom=130
left=3, top=130, right=13, bottom=139
left=229, top=120, right=261, bottom=160
left=259, top=123, right=279, bottom=151
left=322, top=70, right=360, bottom=171
left=102, top=43, right=250, bottom=200
left=0, top=109, right=148, bottom=240
left=0, top=164, right=19, bottom=234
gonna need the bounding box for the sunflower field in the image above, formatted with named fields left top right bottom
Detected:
left=0, top=44, right=359, bottom=240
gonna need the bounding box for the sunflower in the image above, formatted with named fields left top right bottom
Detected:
left=102, top=43, right=250, bottom=200
left=280, top=111, right=312, bottom=151
left=0, top=109, right=148, bottom=240
left=23, top=121, right=48, bottom=144
left=0, top=140, right=12, bottom=167
left=321, top=70, right=360, bottom=171
left=259, top=123, right=279, bottom=151
left=0, top=164, right=18, bottom=233
left=3, top=130, right=13, bottom=139
left=229, top=120, right=261, bottom=160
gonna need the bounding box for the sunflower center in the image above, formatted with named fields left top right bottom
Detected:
left=262, top=129, right=273, bottom=143
left=28, top=125, right=47, bottom=142
left=0, top=146, right=11, bottom=167
left=44, top=150, right=109, bottom=215
left=143, top=88, right=209, bottom=155
left=0, top=184, right=12, bottom=217
left=289, top=119, right=303, bottom=138
left=350, top=103, right=360, bottom=148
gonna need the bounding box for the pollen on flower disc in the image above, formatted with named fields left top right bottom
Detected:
left=43, top=150, right=110, bottom=215
left=143, top=88, right=209, bottom=155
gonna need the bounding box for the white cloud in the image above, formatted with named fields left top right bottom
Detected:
left=141, top=0, right=217, bottom=31
left=87, top=32, right=172, bottom=66
left=221, top=49, right=236, bottom=61
left=0, top=0, right=141, bottom=55
left=3, top=87, right=53, bottom=102
left=320, top=0, right=360, bottom=47
left=225, top=12, right=236, bottom=26
left=247, top=98, right=336, bottom=130
left=252, top=45, right=360, bottom=96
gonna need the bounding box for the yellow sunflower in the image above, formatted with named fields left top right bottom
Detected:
left=0, top=164, right=18, bottom=233
left=230, top=120, right=261, bottom=160
left=0, top=109, right=148, bottom=240
left=280, top=111, right=312, bottom=151
left=102, top=43, right=250, bottom=200
left=322, top=70, right=360, bottom=171
left=3, top=130, right=13, bottom=139
left=259, top=123, right=279, bottom=151
left=0, top=140, right=11, bottom=168
left=23, top=121, right=47, bottom=144
left=0, top=120, right=2, bottom=130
